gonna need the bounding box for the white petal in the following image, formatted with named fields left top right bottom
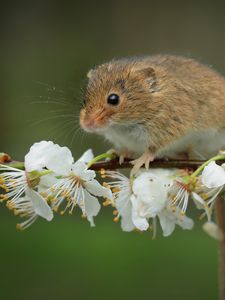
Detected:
left=84, top=179, right=113, bottom=200
left=158, top=208, right=194, bottom=236
left=39, top=174, right=58, bottom=191
left=72, top=161, right=96, bottom=181
left=42, top=145, right=73, bottom=175
left=72, top=161, right=86, bottom=174
left=158, top=210, right=176, bottom=237
left=25, top=141, right=73, bottom=175
left=26, top=188, right=53, bottom=221
left=132, top=172, right=168, bottom=216
left=177, top=215, right=194, bottom=230
left=132, top=213, right=149, bottom=231
left=78, top=149, right=94, bottom=163
left=82, top=189, right=101, bottom=226
left=139, top=168, right=177, bottom=178
left=120, top=202, right=135, bottom=232
left=192, top=192, right=205, bottom=210
left=202, top=161, right=225, bottom=188
left=202, top=222, right=223, bottom=241
left=130, top=195, right=149, bottom=231
left=25, top=141, right=54, bottom=171
left=116, top=191, right=130, bottom=212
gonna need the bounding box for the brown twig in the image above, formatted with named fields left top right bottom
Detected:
left=2, top=157, right=225, bottom=171
left=90, top=158, right=209, bottom=171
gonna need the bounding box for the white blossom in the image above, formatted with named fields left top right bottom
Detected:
left=2, top=139, right=225, bottom=238
left=25, top=140, right=74, bottom=175
left=7, top=188, right=53, bottom=230
left=0, top=165, right=53, bottom=230
left=158, top=207, right=194, bottom=237
left=201, top=161, right=225, bottom=188
left=48, top=149, right=113, bottom=226
left=0, top=141, right=65, bottom=228
left=102, top=170, right=135, bottom=232
left=0, top=165, right=28, bottom=203
left=130, top=171, right=172, bottom=231
left=106, top=169, right=194, bottom=236
left=0, top=140, right=72, bottom=201
left=191, top=162, right=225, bottom=222
left=168, top=179, right=190, bottom=216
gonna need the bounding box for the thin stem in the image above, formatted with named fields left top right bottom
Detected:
left=1, top=161, right=25, bottom=170
left=39, top=170, right=53, bottom=176
left=215, top=197, right=225, bottom=300
left=191, top=154, right=225, bottom=178
left=87, top=153, right=114, bottom=168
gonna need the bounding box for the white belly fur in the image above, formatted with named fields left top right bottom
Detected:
left=103, top=125, right=225, bottom=159
left=103, top=124, right=149, bottom=154
left=159, top=128, right=225, bottom=159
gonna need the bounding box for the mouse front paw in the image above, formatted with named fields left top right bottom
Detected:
left=131, top=149, right=155, bottom=176
left=118, top=149, right=133, bottom=165
left=106, top=148, right=133, bottom=164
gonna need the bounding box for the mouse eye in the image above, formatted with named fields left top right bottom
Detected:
left=107, top=94, right=120, bottom=105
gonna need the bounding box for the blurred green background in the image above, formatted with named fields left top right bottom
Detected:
left=1, top=1, right=224, bottom=299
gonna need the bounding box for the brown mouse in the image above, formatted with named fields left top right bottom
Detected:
left=80, top=55, right=225, bottom=173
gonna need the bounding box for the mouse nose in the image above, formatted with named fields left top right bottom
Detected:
left=80, top=109, right=107, bottom=131
left=81, top=117, right=96, bottom=129
left=80, top=109, right=92, bottom=129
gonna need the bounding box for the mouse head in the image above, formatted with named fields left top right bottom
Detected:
left=80, top=59, right=158, bottom=133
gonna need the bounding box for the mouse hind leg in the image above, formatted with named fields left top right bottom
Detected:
left=131, top=148, right=155, bottom=176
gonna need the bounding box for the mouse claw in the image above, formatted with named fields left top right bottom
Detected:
left=107, top=149, right=133, bottom=165
left=119, top=149, right=133, bottom=165
left=131, top=150, right=155, bottom=176
left=119, top=155, right=125, bottom=165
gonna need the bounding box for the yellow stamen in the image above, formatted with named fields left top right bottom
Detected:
left=0, top=184, right=9, bottom=192
left=40, top=191, right=48, bottom=198
left=103, top=182, right=110, bottom=188
left=170, top=205, right=177, bottom=213
left=53, top=206, right=59, bottom=212
left=0, top=194, right=8, bottom=201
left=62, top=191, right=70, bottom=197
left=112, top=187, right=120, bottom=193
left=16, top=224, right=22, bottom=231
left=103, top=199, right=111, bottom=206
left=100, top=168, right=106, bottom=176
left=199, top=193, right=209, bottom=200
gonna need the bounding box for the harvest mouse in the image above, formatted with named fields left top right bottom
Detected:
left=80, top=55, right=225, bottom=173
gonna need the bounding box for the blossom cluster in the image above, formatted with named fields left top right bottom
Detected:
left=0, top=141, right=224, bottom=240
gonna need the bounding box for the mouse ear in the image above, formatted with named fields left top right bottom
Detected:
left=132, top=66, right=157, bottom=92
left=87, top=69, right=94, bottom=79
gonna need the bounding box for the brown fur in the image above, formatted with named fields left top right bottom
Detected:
left=80, top=55, right=225, bottom=155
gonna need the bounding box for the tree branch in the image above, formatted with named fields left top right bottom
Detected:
left=90, top=158, right=208, bottom=170
left=2, top=156, right=225, bottom=171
